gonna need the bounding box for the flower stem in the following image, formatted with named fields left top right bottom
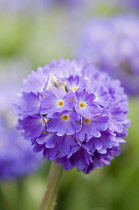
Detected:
left=40, top=162, right=63, bottom=210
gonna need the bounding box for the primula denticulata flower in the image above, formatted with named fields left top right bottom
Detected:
left=15, top=59, right=130, bottom=174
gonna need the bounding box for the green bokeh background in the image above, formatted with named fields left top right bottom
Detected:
left=0, top=2, right=139, bottom=210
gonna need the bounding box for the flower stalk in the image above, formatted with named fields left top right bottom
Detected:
left=40, top=162, right=63, bottom=210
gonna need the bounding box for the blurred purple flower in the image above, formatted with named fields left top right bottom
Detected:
left=0, top=59, right=42, bottom=181
left=52, top=0, right=85, bottom=7
left=15, top=59, right=130, bottom=173
left=77, top=15, right=139, bottom=96
left=120, top=0, right=139, bottom=10
left=40, top=0, right=87, bottom=9
left=0, top=119, right=42, bottom=180
left=0, top=0, right=89, bottom=14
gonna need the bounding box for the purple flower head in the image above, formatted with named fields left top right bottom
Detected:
left=65, top=75, right=87, bottom=92
left=15, top=59, right=130, bottom=173
left=74, top=90, right=99, bottom=118
left=77, top=15, right=139, bottom=96
left=76, top=114, right=108, bottom=141
left=47, top=111, right=81, bottom=136
left=41, top=87, right=74, bottom=116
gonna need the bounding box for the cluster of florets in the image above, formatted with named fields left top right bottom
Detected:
left=16, top=59, right=129, bottom=173
left=0, top=115, right=42, bottom=180
left=77, top=15, right=139, bottom=96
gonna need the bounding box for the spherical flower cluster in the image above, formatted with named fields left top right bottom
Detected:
left=16, top=59, right=129, bottom=173
left=77, top=15, right=139, bottom=96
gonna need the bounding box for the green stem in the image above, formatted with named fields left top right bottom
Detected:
left=40, top=162, right=63, bottom=210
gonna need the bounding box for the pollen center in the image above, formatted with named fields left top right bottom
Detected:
left=72, top=87, right=78, bottom=92
left=80, top=102, right=86, bottom=108
left=57, top=100, right=64, bottom=107
left=84, top=118, right=91, bottom=124
left=61, top=115, right=69, bottom=121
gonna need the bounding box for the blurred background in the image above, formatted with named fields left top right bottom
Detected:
left=0, top=0, right=139, bottom=210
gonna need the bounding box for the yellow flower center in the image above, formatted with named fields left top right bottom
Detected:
left=84, top=118, right=91, bottom=124
left=72, top=87, right=78, bottom=92
left=80, top=102, right=86, bottom=108
left=57, top=100, right=64, bottom=107
left=61, top=115, right=69, bottom=121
